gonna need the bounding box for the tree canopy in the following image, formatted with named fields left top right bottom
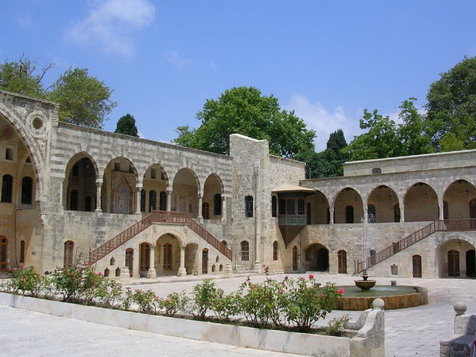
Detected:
left=426, top=56, right=476, bottom=151
left=0, top=56, right=116, bottom=129
left=115, top=113, right=139, bottom=137
left=309, top=130, right=348, bottom=178
left=174, top=87, right=316, bottom=161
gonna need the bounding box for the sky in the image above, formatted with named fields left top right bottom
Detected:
left=1, top=0, right=476, bottom=152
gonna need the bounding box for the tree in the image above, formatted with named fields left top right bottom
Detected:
left=115, top=114, right=139, bottom=137
left=309, top=130, right=348, bottom=178
left=49, top=68, right=116, bottom=129
left=426, top=56, right=476, bottom=150
left=0, top=56, right=51, bottom=98
left=398, top=98, right=433, bottom=156
left=174, top=87, right=316, bottom=160
left=343, top=109, right=403, bottom=161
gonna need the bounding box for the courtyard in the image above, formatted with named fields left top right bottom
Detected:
left=1, top=272, right=474, bottom=356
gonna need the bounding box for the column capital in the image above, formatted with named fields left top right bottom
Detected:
left=95, top=179, right=103, bottom=185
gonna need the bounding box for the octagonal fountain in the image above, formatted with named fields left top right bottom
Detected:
left=336, top=272, right=428, bottom=311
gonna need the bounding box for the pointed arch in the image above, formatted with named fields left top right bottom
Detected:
left=404, top=182, right=438, bottom=222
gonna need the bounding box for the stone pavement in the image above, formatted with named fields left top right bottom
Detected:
left=2, top=273, right=475, bottom=356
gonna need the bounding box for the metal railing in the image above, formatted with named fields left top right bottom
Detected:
left=89, top=210, right=232, bottom=265
left=356, top=218, right=476, bottom=273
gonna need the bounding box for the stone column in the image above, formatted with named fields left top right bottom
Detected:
left=197, top=194, right=203, bottom=219
left=135, top=185, right=142, bottom=215
left=221, top=195, right=227, bottom=222
left=363, top=204, right=368, bottom=224
left=438, top=199, right=444, bottom=220
left=330, top=206, right=334, bottom=224
left=95, top=179, right=102, bottom=212
left=400, top=204, right=405, bottom=222
left=166, top=189, right=172, bottom=212
left=132, top=247, right=140, bottom=278
left=147, top=244, right=157, bottom=278
left=178, top=245, right=186, bottom=276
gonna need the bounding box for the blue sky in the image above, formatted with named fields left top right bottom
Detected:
left=2, top=0, right=475, bottom=151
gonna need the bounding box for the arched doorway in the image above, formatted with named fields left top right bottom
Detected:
left=202, top=248, right=209, bottom=274
left=304, top=244, right=329, bottom=271
left=367, top=185, right=399, bottom=223
left=443, top=180, right=476, bottom=220
left=337, top=250, right=347, bottom=274
left=448, top=250, right=460, bottom=277
left=139, top=243, right=150, bottom=277
left=163, top=243, right=172, bottom=270
left=0, top=237, right=7, bottom=271
left=64, top=241, right=74, bottom=267
left=125, top=248, right=133, bottom=277
left=412, top=255, right=422, bottom=278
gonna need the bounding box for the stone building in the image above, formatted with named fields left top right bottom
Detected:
left=0, top=90, right=475, bottom=279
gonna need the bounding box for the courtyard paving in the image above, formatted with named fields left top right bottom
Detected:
left=1, top=272, right=475, bottom=356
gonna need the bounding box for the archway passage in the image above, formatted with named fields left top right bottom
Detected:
left=404, top=183, right=438, bottom=222
left=305, top=244, right=329, bottom=272
left=306, top=190, right=330, bottom=224
left=367, top=185, right=400, bottom=223
left=65, top=156, right=97, bottom=211
left=172, top=168, right=199, bottom=217
left=203, top=174, right=224, bottom=220
left=334, top=188, right=363, bottom=224
left=102, top=157, right=137, bottom=214
left=142, top=164, right=168, bottom=213
left=443, top=180, right=476, bottom=220
left=438, top=239, right=475, bottom=278
left=155, top=233, right=182, bottom=276
left=466, top=250, right=476, bottom=277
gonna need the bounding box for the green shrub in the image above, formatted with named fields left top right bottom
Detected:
left=94, top=279, right=123, bottom=308
left=159, top=290, right=190, bottom=317
left=211, top=291, right=241, bottom=322
left=131, top=289, right=157, bottom=313
left=326, top=315, right=350, bottom=336
left=9, top=267, right=43, bottom=297
left=190, top=279, right=220, bottom=319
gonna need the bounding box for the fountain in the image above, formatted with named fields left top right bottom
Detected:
left=354, top=271, right=376, bottom=291
left=335, top=271, right=428, bottom=310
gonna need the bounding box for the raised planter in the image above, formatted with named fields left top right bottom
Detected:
left=0, top=292, right=385, bottom=357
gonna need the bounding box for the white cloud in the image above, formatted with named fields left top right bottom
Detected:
left=285, top=95, right=362, bottom=152
left=66, top=0, right=155, bottom=57
left=167, top=50, right=192, bottom=69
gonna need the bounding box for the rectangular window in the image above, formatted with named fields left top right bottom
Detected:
left=286, top=200, right=295, bottom=215
left=5, top=148, right=13, bottom=161
left=297, top=200, right=305, bottom=215
left=279, top=200, right=286, bottom=215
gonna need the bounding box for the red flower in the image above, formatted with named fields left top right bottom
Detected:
left=338, top=288, right=345, bottom=295
left=308, top=274, right=314, bottom=280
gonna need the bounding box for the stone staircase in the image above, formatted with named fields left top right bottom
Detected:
left=88, top=210, right=232, bottom=266
left=356, top=218, right=476, bottom=273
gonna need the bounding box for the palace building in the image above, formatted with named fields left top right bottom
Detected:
left=0, top=90, right=475, bottom=279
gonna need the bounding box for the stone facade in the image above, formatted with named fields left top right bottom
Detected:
left=0, top=90, right=475, bottom=279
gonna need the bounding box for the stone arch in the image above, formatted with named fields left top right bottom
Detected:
left=404, top=182, right=438, bottom=222
left=304, top=243, right=329, bottom=272
left=63, top=152, right=98, bottom=211
left=155, top=233, right=183, bottom=275
left=443, top=179, right=476, bottom=219
left=367, top=185, right=400, bottom=223
left=0, top=105, right=48, bottom=203
left=333, top=187, right=364, bottom=223
left=306, top=190, right=330, bottom=224
left=142, top=163, right=169, bottom=213
left=437, top=239, right=476, bottom=278
left=102, top=157, right=138, bottom=213
left=203, top=174, right=224, bottom=219
left=171, top=168, right=200, bottom=217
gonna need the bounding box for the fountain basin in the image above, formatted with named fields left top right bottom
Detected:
left=336, top=285, right=428, bottom=310
left=354, top=280, right=376, bottom=291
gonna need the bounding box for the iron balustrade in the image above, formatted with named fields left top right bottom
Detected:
left=356, top=218, right=476, bottom=273
left=89, top=210, right=232, bottom=265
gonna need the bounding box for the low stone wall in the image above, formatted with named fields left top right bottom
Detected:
left=0, top=293, right=385, bottom=357
left=440, top=302, right=476, bottom=356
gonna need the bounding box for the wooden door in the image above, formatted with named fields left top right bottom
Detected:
left=0, top=237, right=7, bottom=271
left=202, top=249, right=208, bottom=274
left=125, top=248, right=133, bottom=277
left=64, top=241, right=74, bottom=267
left=412, top=255, right=422, bottom=278
left=338, top=250, right=347, bottom=274
left=448, top=250, right=460, bottom=277
left=139, top=243, right=150, bottom=272
left=163, top=243, right=172, bottom=270
left=292, top=246, right=298, bottom=271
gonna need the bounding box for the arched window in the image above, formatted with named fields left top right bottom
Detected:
left=1, top=175, right=13, bottom=203
left=159, top=191, right=167, bottom=211
left=202, top=202, right=210, bottom=219
left=240, top=241, right=249, bottom=261
left=21, top=177, right=33, bottom=204
left=64, top=241, right=74, bottom=267
left=140, top=189, right=146, bottom=212
left=367, top=204, right=376, bottom=223
left=338, top=250, right=347, bottom=274
left=20, top=240, right=25, bottom=263
left=271, top=196, right=277, bottom=217
left=70, top=190, right=78, bottom=210
left=149, top=190, right=157, bottom=211
left=345, top=205, right=354, bottom=223
left=245, top=196, right=253, bottom=217
left=272, top=241, right=278, bottom=261
left=214, top=194, right=222, bottom=215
